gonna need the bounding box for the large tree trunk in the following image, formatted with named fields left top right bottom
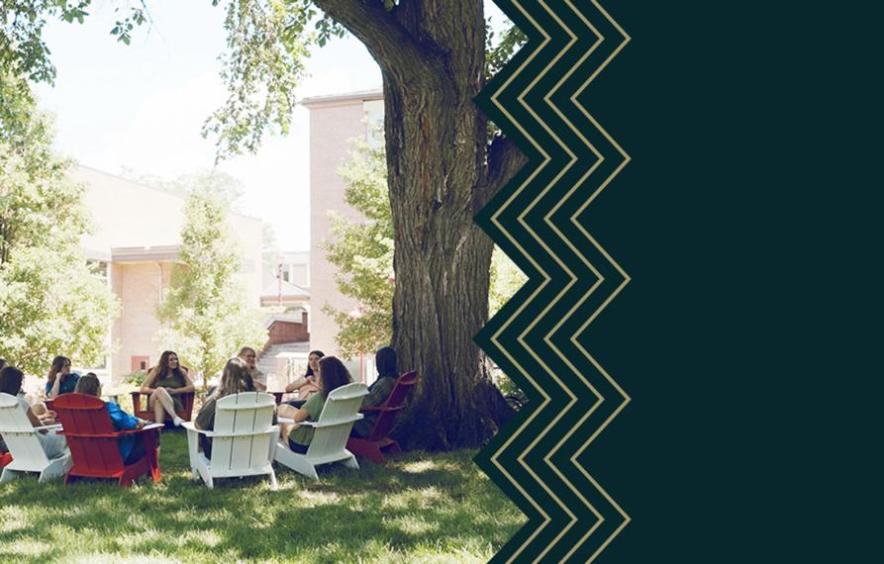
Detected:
left=315, top=0, right=519, bottom=450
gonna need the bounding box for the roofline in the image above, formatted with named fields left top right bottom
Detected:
left=300, top=88, right=384, bottom=108
left=72, top=164, right=264, bottom=224
left=111, top=245, right=181, bottom=262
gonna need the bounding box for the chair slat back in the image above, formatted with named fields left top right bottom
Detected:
left=0, top=393, right=49, bottom=467
left=368, top=371, right=418, bottom=441
left=308, top=383, right=368, bottom=458
left=53, top=394, right=124, bottom=472
left=211, top=392, right=276, bottom=472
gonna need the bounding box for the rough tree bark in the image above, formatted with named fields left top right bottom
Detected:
left=315, top=0, right=526, bottom=449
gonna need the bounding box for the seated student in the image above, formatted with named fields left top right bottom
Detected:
left=0, top=366, right=67, bottom=459
left=351, top=346, right=400, bottom=438
left=237, top=347, right=267, bottom=392
left=74, top=373, right=149, bottom=465
left=280, top=356, right=352, bottom=454
left=140, top=350, right=195, bottom=426
left=195, top=357, right=275, bottom=458
left=283, top=350, right=324, bottom=408
left=45, top=355, right=80, bottom=399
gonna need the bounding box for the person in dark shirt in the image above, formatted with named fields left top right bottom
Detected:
left=351, top=346, right=399, bottom=438
left=45, top=355, right=80, bottom=399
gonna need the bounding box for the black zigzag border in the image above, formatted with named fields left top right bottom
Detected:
left=475, top=1, right=630, bottom=562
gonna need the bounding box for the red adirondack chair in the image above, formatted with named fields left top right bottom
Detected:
left=53, top=393, right=162, bottom=487
left=130, top=390, right=194, bottom=423
left=346, top=371, right=418, bottom=464
left=0, top=451, right=11, bottom=468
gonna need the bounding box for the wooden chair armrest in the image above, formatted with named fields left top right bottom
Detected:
left=116, top=425, right=163, bottom=436
left=307, top=414, right=364, bottom=428
left=197, top=427, right=279, bottom=438
left=59, top=431, right=127, bottom=439
left=360, top=405, right=405, bottom=414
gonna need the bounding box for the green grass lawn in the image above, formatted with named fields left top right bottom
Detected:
left=0, top=431, right=524, bottom=563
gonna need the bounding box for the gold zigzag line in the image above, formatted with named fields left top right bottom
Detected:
left=497, top=1, right=612, bottom=558
left=493, top=0, right=633, bottom=561
left=485, top=5, right=557, bottom=553
left=533, top=3, right=613, bottom=558
left=484, top=0, right=630, bottom=560
left=486, top=0, right=604, bottom=560
left=504, top=0, right=586, bottom=554
left=560, top=1, right=633, bottom=561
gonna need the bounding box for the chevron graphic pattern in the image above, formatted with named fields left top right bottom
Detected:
left=474, top=1, right=631, bottom=561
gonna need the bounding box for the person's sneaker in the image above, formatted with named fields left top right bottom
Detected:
left=173, top=416, right=183, bottom=427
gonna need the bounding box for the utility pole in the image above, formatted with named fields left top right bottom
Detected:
left=277, top=263, right=283, bottom=307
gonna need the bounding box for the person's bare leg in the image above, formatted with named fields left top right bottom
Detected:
left=149, top=388, right=180, bottom=424
left=276, top=404, right=298, bottom=440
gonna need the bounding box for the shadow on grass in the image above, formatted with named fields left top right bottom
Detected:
left=0, top=431, right=523, bottom=562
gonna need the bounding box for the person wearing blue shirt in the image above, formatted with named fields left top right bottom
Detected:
left=75, top=373, right=148, bottom=464
left=45, top=355, right=80, bottom=399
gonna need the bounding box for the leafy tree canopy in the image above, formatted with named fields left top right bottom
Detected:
left=156, top=172, right=267, bottom=388
left=1, top=1, right=524, bottom=160
left=0, top=72, right=118, bottom=374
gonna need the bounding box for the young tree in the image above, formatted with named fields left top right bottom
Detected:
left=323, top=138, right=394, bottom=358
left=2, top=0, right=528, bottom=449
left=261, top=222, right=281, bottom=295
left=326, top=135, right=525, bottom=358
left=0, top=73, right=118, bottom=375
left=156, top=174, right=267, bottom=389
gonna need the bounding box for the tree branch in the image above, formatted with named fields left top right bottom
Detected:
left=481, top=134, right=527, bottom=204
left=311, top=0, right=438, bottom=77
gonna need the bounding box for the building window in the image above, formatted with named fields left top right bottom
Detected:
left=131, top=356, right=149, bottom=372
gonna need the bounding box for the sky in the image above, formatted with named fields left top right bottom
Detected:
left=34, top=1, right=509, bottom=252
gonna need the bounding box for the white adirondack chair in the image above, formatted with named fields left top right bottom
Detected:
left=0, top=393, right=72, bottom=483
left=275, top=382, right=368, bottom=479
left=182, top=391, right=279, bottom=489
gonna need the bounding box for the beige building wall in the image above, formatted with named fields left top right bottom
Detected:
left=110, top=262, right=173, bottom=378
left=305, top=90, right=383, bottom=362
left=71, top=166, right=263, bottom=382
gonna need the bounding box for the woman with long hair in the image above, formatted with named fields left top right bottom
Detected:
left=283, top=349, right=324, bottom=407
left=46, top=355, right=80, bottom=399
left=351, top=346, right=400, bottom=438
left=281, top=356, right=352, bottom=454
left=1, top=366, right=67, bottom=458
left=194, top=357, right=273, bottom=457
left=140, top=351, right=195, bottom=426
